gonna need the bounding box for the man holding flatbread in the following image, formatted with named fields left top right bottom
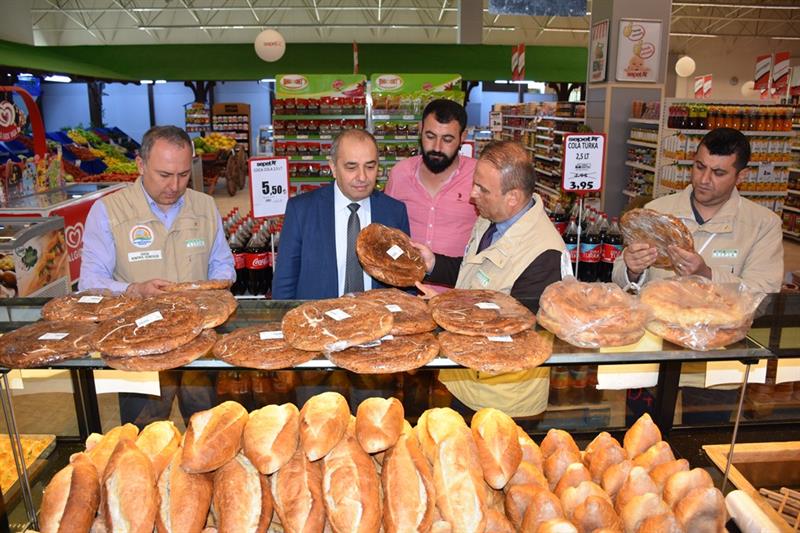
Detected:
left=614, top=127, right=783, bottom=294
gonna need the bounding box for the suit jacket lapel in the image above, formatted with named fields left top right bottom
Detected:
left=319, top=185, right=339, bottom=295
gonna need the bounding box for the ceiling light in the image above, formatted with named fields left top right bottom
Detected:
left=17, top=73, right=34, bottom=80
left=670, top=32, right=718, bottom=38
left=44, top=75, right=72, bottom=83
left=260, top=78, right=276, bottom=83
left=155, top=80, right=167, bottom=84
left=140, top=79, right=153, bottom=84
left=771, top=36, right=800, bottom=40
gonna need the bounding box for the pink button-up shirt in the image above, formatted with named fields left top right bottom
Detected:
left=385, top=155, right=478, bottom=257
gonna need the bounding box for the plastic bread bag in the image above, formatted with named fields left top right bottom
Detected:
left=640, top=276, right=766, bottom=351
left=536, top=276, right=651, bottom=349
left=619, top=208, right=695, bottom=270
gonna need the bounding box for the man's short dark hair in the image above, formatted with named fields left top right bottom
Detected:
left=698, top=127, right=751, bottom=172
left=422, top=99, right=467, bottom=134
left=140, top=125, right=192, bottom=162
left=479, top=141, right=536, bottom=197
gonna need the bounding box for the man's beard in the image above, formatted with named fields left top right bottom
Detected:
left=421, top=143, right=459, bottom=174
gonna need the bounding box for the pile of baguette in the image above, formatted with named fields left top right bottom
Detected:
left=38, top=394, right=725, bottom=533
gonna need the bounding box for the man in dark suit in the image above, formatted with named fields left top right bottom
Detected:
left=273, top=128, right=410, bottom=299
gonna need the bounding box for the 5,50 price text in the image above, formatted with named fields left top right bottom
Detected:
left=261, top=182, right=285, bottom=196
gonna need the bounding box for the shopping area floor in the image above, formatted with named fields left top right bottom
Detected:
left=3, top=181, right=800, bottom=524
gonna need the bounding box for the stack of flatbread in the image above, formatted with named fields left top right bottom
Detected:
left=430, top=289, right=552, bottom=373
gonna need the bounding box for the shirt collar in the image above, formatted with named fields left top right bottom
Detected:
left=140, top=179, right=185, bottom=217
left=333, top=181, right=371, bottom=212
left=495, top=198, right=534, bottom=235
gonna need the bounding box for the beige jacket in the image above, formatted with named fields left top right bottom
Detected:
left=612, top=186, right=784, bottom=294
left=104, top=177, right=219, bottom=284
left=440, top=194, right=566, bottom=417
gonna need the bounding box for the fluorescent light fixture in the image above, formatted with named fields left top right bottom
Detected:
left=670, top=32, right=718, bottom=38
left=544, top=27, right=589, bottom=33
left=260, top=78, right=276, bottom=83
left=155, top=80, right=167, bottom=84
left=140, top=79, right=154, bottom=84
left=771, top=36, right=800, bottom=40
left=17, top=73, right=34, bottom=80
left=44, top=74, right=72, bottom=83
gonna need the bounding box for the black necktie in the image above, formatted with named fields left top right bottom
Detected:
left=344, top=203, right=364, bottom=293
left=477, top=223, right=497, bottom=253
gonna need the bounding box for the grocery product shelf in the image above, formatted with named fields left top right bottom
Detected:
left=540, top=115, right=585, bottom=123
left=626, top=139, right=658, bottom=149
left=624, top=161, right=656, bottom=172
left=782, top=205, right=800, bottom=214
left=273, top=114, right=366, bottom=120
left=628, top=117, right=660, bottom=125
left=372, top=114, right=420, bottom=120
left=534, top=182, right=561, bottom=197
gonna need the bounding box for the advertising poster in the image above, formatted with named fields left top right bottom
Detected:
left=275, top=74, right=367, bottom=99
left=694, top=76, right=705, bottom=99
left=772, top=51, right=791, bottom=94
left=589, top=19, right=609, bottom=83
left=754, top=54, right=772, bottom=91
left=615, top=19, right=662, bottom=83
left=791, top=67, right=800, bottom=97
left=694, top=75, right=712, bottom=99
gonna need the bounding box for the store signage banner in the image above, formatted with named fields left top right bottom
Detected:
left=511, top=43, right=526, bottom=81
left=275, top=74, right=366, bottom=99
left=370, top=73, right=462, bottom=94
left=615, top=19, right=662, bottom=83
left=0, top=101, right=26, bottom=141
left=694, top=76, right=705, bottom=99
left=249, top=157, right=290, bottom=218
left=703, top=75, right=712, bottom=98
left=589, top=19, right=609, bottom=83
left=561, top=133, right=606, bottom=193
left=772, top=51, right=790, bottom=93
left=791, top=67, right=800, bottom=97
left=754, top=54, right=772, bottom=91
left=352, top=42, right=359, bottom=74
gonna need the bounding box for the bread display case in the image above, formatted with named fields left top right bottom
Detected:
left=0, top=293, right=799, bottom=532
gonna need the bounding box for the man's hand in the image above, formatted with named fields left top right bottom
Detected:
left=414, top=281, right=439, bottom=300
left=410, top=242, right=435, bottom=274
left=667, top=245, right=711, bottom=279
left=126, top=279, right=171, bottom=297
left=623, top=242, right=658, bottom=278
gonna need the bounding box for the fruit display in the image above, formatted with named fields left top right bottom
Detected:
left=59, top=126, right=140, bottom=182
left=193, top=133, right=236, bottom=155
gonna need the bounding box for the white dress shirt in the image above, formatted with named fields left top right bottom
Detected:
left=333, top=182, right=372, bottom=295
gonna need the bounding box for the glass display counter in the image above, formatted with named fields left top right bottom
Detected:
left=0, top=294, right=798, bottom=532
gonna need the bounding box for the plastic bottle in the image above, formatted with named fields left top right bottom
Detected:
left=599, top=217, right=623, bottom=283
left=245, top=226, right=269, bottom=295
left=229, top=228, right=247, bottom=295
left=577, top=218, right=601, bottom=282
left=564, top=218, right=579, bottom=277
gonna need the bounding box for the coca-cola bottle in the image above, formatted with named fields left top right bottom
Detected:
left=229, top=230, right=246, bottom=295
left=599, top=217, right=623, bottom=283
left=577, top=219, right=601, bottom=282
left=245, top=227, right=270, bottom=295
left=564, top=218, right=579, bottom=277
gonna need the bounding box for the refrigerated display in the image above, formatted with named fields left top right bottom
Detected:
left=0, top=217, right=69, bottom=298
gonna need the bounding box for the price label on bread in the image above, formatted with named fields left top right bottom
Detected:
left=259, top=330, right=284, bottom=340
left=38, top=332, right=70, bottom=341
left=385, top=244, right=404, bottom=260
left=78, top=295, right=104, bottom=304
left=135, top=311, right=164, bottom=328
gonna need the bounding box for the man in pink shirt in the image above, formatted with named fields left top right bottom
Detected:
left=385, top=99, right=478, bottom=258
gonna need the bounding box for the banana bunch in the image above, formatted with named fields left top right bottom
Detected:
left=104, top=159, right=138, bottom=174
left=205, top=133, right=236, bottom=151
left=67, top=129, right=88, bottom=144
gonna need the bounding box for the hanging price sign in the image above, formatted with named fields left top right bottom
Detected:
left=249, top=156, right=290, bottom=218
left=561, top=133, right=606, bottom=193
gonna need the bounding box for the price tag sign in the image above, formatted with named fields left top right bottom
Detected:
left=249, top=157, right=290, bottom=218
left=561, top=134, right=606, bottom=193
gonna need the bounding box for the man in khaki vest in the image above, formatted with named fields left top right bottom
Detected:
left=80, top=125, right=235, bottom=426
left=414, top=141, right=566, bottom=424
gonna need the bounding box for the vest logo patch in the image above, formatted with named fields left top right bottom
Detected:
left=185, top=238, right=206, bottom=248
left=129, top=225, right=154, bottom=248
left=712, top=248, right=738, bottom=259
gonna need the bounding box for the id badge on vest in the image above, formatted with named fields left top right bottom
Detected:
left=128, top=250, right=163, bottom=262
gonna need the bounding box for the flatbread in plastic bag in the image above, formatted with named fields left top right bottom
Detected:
left=620, top=208, right=694, bottom=270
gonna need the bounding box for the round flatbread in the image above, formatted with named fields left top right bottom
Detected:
left=438, top=329, right=553, bottom=373
left=0, top=321, right=97, bottom=368
left=163, top=279, right=232, bottom=292
left=352, top=288, right=436, bottom=335
left=159, top=290, right=237, bottom=329
left=102, top=330, right=217, bottom=371
left=640, top=277, right=752, bottom=328
left=212, top=323, right=319, bottom=369
left=537, top=308, right=646, bottom=348
left=281, top=298, right=393, bottom=353
left=429, top=289, right=536, bottom=336
left=41, top=290, right=140, bottom=322
left=620, top=208, right=694, bottom=270
left=356, top=223, right=426, bottom=287
left=89, top=296, right=203, bottom=357
left=326, top=332, right=439, bottom=373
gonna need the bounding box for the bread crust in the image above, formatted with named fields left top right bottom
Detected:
left=212, top=454, right=272, bottom=532
left=470, top=408, right=522, bottom=490
left=100, top=440, right=157, bottom=533
left=300, top=392, right=350, bottom=461
left=182, top=401, right=248, bottom=473
left=429, top=289, right=536, bottom=336
left=356, top=397, right=405, bottom=454
left=40, top=453, right=100, bottom=533
left=381, top=432, right=436, bottom=533
left=87, top=423, right=139, bottom=478
left=433, top=426, right=488, bottom=533
left=155, top=450, right=212, bottom=533
left=244, top=403, right=300, bottom=474
left=271, top=449, right=326, bottom=533
left=135, top=420, right=181, bottom=477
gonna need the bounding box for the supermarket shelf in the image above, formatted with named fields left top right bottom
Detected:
left=374, top=135, right=413, bottom=140
left=524, top=145, right=536, bottom=153
left=535, top=143, right=551, bottom=150
left=738, top=190, right=788, bottom=197
left=790, top=168, right=800, bottom=173
left=537, top=168, right=555, bottom=177
left=273, top=114, right=365, bottom=120
left=535, top=182, right=561, bottom=197
left=783, top=205, right=800, bottom=214
left=672, top=159, right=795, bottom=167
left=628, top=117, right=660, bottom=125
left=502, top=114, right=539, bottom=119
left=274, top=134, right=333, bottom=140
left=552, top=130, right=572, bottom=136
left=627, top=139, right=658, bottom=149
left=788, top=189, right=800, bottom=195
left=537, top=135, right=554, bottom=141
left=372, top=114, right=419, bottom=120
left=536, top=126, right=550, bottom=131
left=504, top=126, right=527, bottom=132
left=625, top=161, right=656, bottom=172
left=676, top=129, right=795, bottom=137
left=287, top=155, right=328, bottom=161
left=784, top=230, right=800, bottom=241
left=622, top=189, right=642, bottom=198
left=540, top=115, right=585, bottom=123
left=535, top=153, right=561, bottom=163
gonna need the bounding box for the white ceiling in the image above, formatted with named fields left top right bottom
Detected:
left=29, top=0, right=800, bottom=48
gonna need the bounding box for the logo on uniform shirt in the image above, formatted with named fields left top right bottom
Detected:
left=712, top=248, right=739, bottom=259
left=129, top=225, right=154, bottom=248
left=185, top=238, right=206, bottom=248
